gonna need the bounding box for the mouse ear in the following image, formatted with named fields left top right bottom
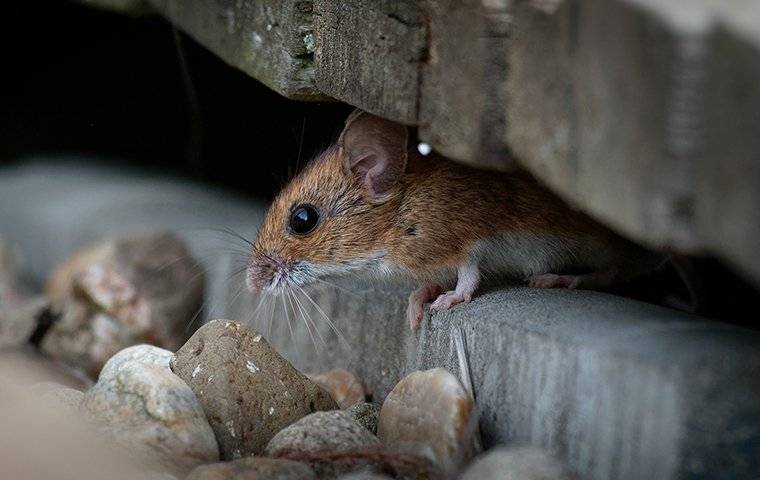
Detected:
left=338, top=110, right=408, bottom=202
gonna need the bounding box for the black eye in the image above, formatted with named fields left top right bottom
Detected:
left=289, top=204, right=319, bottom=235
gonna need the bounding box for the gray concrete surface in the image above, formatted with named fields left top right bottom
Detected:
left=2, top=160, right=760, bottom=479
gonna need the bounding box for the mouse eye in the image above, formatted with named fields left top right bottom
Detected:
left=289, top=204, right=319, bottom=235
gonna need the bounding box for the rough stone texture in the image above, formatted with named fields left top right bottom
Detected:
left=274, top=447, right=440, bottom=480
left=185, top=457, right=316, bottom=480
left=346, top=402, right=380, bottom=435
left=145, top=0, right=322, bottom=100
left=313, top=0, right=425, bottom=124
left=377, top=368, right=477, bottom=471
left=170, top=319, right=337, bottom=459
left=0, top=296, right=47, bottom=349
left=309, top=368, right=367, bottom=409
left=265, top=410, right=379, bottom=457
left=233, top=278, right=760, bottom=480
left=41, top=230, right=204, bottom=376
left=336, top=473, right=393, bottom=480
left=82, top=345, right=220, bottom=475
left=0, top=239, right=48, bottom=348
left=459, top=446, right=573, bottom=480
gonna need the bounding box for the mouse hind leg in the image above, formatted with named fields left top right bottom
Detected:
left=407, top=284, right=443, bottom=330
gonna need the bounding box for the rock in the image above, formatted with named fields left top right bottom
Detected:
left=459, top=446, right=573, bottom=480
left=41, top=230, right=204, bottom=376
left=264, top=410, right=380, bottom=457
left=274, top=446, right=440, bottom=480
left=0, top=239, right=48, bottom=349
left=170, top=319, right=337, bottom=459
left=185, top=457, right=316, bottom=480
left=335, top=473, right=393, bottom=480
left=309, top=368, right=367, bottom=409
left=29, top=381, right=84, bottom=412
left=82, top=344, right=219, bottom=475
left=0, top=296, right=48, bottom=349
left=346, top=402, right=380, bottom=435
left=377, top=368, right=477, bottom=470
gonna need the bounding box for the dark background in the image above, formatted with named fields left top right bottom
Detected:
left=0, top=0, right=351, bottom=200
left=2, top=0, right=758, bottom=324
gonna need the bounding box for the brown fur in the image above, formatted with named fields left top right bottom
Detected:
left=252, top=143, right=623, bottom=284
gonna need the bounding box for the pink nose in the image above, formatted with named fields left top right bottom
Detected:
left=245, top=264, right=268, bottom=291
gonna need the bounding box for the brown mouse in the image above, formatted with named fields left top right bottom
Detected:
left=247, top=110, right=662, bottom=330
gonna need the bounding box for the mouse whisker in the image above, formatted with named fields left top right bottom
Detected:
left=293, top=287, right=327, bottom=349
left=294, top=284, right=351, bottom=353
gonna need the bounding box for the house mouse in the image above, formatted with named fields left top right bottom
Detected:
left=247, top=110, right=662, bottom=330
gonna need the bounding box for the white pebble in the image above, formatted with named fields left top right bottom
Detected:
left=417, top=142, right=432, bottom=156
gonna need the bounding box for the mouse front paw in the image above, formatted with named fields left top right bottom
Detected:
left=430, top=290, right=471, bottom=311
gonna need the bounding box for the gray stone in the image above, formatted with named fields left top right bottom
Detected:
left=41, top=230, right=204, bottom=376
left=377, top=368, right=477, bottom=471
left=82, top=345, right=219, bottom=475
left=346, top=402, right=380, bottom=435
left=239, top=277, right=760, bottom=480
left=265, top=410, right=379, bottom=457
left=313, top=0, right=424, bottom=124
left=0, top=296, right=47, bottom=349
left=335, top=473, right=393, bottom=480
left=144, top=0, right=323, bottom=100
left=0, top=239, right=47, bottom=349
left=170, top=319, right=337, bottom=459
left=185, top=457, right=316, bottom=480
left=272, top=447, right=440, bottom=480
left=308, top=368, right=367, bottom=409
left=459, top=446, right=573, bottom=480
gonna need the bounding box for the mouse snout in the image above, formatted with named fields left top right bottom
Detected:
left=246, top=252, right=291, bottom=292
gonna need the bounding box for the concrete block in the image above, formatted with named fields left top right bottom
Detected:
left=229, top=278, right=760, bottom=480
left=313, top=0, right=425, bottom=124
left=144, top=0, right=324, bottom=100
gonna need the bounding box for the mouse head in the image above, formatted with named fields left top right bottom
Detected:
left=247, top=110, right=408, bottom=293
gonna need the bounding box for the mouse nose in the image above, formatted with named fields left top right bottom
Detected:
left=245, top=260, right=272, bottom=291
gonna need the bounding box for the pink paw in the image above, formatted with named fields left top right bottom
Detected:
left=527, top=273, right=582, bottom=289
left=430, top=290, right=471, bottom=311
left=407, top=302, right=425, bottom=330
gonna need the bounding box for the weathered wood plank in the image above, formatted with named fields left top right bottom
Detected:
left=697, top=3, right=760, bottom=283
left=313, top=0, right=424, bottom=124
left=145, top=0, right=324, bottom=100
left=419, top=0, right=514, bottom=169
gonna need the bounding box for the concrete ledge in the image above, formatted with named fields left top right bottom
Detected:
left=239, top=280, right=760, bottom=480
